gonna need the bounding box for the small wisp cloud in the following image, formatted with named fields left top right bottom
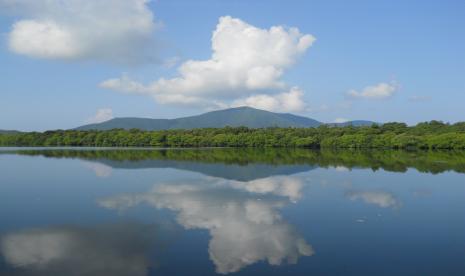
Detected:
left=86, top=108, right=114, bottom=124
left=347, top=81, right=398, bottom=100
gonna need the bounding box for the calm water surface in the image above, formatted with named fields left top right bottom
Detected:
left=0, top=148, right=464, bottom=275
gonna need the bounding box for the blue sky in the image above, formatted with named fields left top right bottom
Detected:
left=0, top=0, right=464, bottom=131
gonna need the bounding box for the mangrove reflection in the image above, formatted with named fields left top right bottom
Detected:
left=1, top=148, right=464, bottom=175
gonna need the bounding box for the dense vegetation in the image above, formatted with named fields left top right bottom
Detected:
left=2, top=148, right=465, bottom=174
left=1, top=121, right=465, bottom=149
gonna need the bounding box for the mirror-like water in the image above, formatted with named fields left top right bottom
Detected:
left=0, top=148, right=464, bottom=275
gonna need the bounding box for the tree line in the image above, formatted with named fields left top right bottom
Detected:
left=1, top=120, right=465, bottom=149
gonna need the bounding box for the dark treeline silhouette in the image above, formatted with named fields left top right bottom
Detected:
left=1, top=121, right=465, bottom=149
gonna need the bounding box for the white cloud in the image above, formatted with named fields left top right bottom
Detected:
left=346, top=190, right=401, bottom=209
left=100, top=75, right=148, bottom=94
left=347, top=82, right=398, bottom=99
left=86, top=108, right=113, bottom=124
left=9, top=20, right=79, bottom=59
left=101, top=16, right=315, bottom=110
left=3, top=0, right=157, bottom=63
left=98, top=176, right=313, bottom=274
left=333, top=118, right=349, bottom=123
left=231, top=87, right=306, bottom=112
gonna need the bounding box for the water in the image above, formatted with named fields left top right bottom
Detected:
left=0, top=148, right=464, bottom=275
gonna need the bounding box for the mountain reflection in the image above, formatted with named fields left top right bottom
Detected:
left=93, top=159, right=312, bottom=181
left=0, top=222, right=169, bottom=276
left=98, top=176, right=313, bottom=274
left=2, top=148, right=465, bottom=176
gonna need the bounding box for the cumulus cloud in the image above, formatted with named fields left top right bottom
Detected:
left=86, top=108, right=113, bottom=124
left=347, top=82, right=398, bottom=99
left=101, top=16, right=315, bottom=110
left=98, top=176, right=313, bottom=274
left=346, top=190, right=401, bottom=209
left=0, top=223, right=160, bottom=276
left=2, top=0, right=157, bottom=63
left=231, top=87, right=306, bottom=112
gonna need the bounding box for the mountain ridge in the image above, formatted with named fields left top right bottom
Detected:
left=75, top=106, right=376, bottom=131
left=0, top=130, right=21, bottom=134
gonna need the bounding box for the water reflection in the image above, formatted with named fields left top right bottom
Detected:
left=2, top=148, right=465, bottom=175
left=99, top=176, right=313, bottom=274
left=81, top=161, right=113, bottom=178
left=0, top=223, right=169, bottom=276
left=1, top=148, right=464, bottom=275
left=346, top=190, right=402, bottom=209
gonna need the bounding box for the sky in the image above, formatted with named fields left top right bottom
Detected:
left=0, top=0, right=464, bottom=131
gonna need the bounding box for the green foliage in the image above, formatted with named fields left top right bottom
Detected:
left=1, top=120, right=465, bottom=149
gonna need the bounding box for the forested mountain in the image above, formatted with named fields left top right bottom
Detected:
left=0, top=130, right=20, bottom=134
left=75, top=106, right=375, bottom=130
left=1, top=107, right=376, bottom=133
left=76, top=107, right=322, bottom=130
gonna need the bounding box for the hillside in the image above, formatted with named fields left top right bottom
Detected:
left=0, top=130, right=20, bottom=134
left=76, top=106, right=323, bottom=130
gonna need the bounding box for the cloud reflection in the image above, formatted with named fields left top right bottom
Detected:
left=81, top=161, right=113, bottom=178
left=98, top=176, right=313, bottom=274
left=227, top=176, right=304, bottom=202
left=346, top=190, right=401, bottom=209
left=1, top=223, right=162, bottom=276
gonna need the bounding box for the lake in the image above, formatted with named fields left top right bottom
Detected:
left=0, top=148, right=464, bottom=275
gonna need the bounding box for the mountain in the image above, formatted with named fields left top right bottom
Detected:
left=75, top=106, right=323, bottom=130
left=75, top=106, right=377, bottom=131
left=0, top=130, right=20, bottom=134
